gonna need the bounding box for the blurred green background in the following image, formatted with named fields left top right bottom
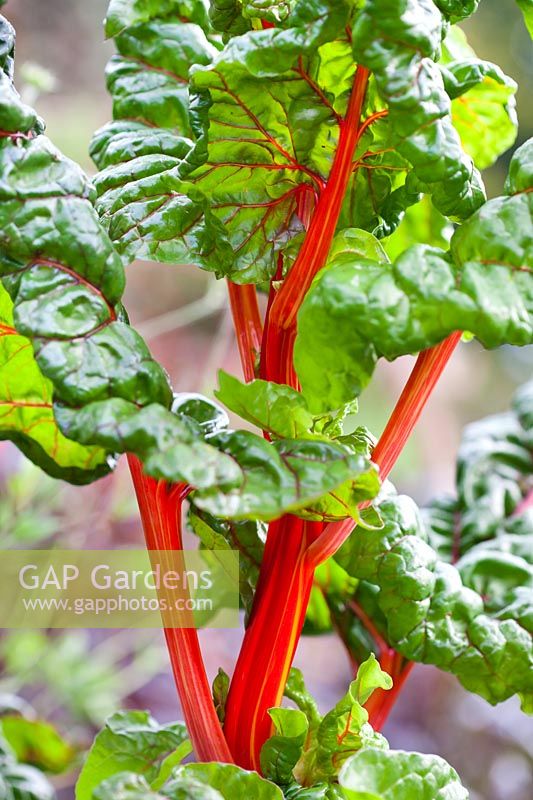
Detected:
left=1, top=2, right=532, bottom=799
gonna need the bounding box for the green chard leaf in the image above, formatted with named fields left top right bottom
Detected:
left=263, top=656, right=390, bottom=787
left=75, top=711, right=191, bottom=800
left=441, top=58, right=517, bottom=170
left=0, top=283, right=111, bottom=484
left=295, top=141, right=533, bottom=413
left=104, top=0, right=211, bottom=38
left=260, top=707, right=309, bottom=785
left=191, top=432, right=380, bottom=521
left=335, top=494, right=533, bottom=708
left=352, top=0, right=485, bottom=220
left=339, top=748, right=469, bottom=800
left=0, top=14, right=244, bottom=488
left=169, top=763, right=284, bottom=799
left=209, top=0, right=252, bottom=38
left=216, top=370, right=362, bottom=441
left=94, top=2, right=355, bottom=282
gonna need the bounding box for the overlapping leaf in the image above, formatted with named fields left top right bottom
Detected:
left=0, top=14, right=243, bottom=488
left=94, top=2, right=354, bottom=282
left=260, top=656, right=390, bottom=789
left=105, top=0, right=211, bottom=38
left=295, top=140, right=533, bottom=413
left=440, top=28, right=518, bottom=170
left=335, top=493, right=533, bottom=708
left=0, top=283, right=110, bottom=483
left=190, top=431, right=379, bottom=521
left=339, top=748, right=469, bottom=799
left=75, top=711, right=191, bottom=800
left=352, top=0, right=485, bottom=219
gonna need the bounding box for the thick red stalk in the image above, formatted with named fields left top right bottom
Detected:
left=306, top=332, right=463, bottom=567
left=224, top=518, right=322, bottom=770
left=261, top=66, right=370, bottom=385
left=227, top=281, right=263, bottom=382
left=127, top=455, right=233, bottom=763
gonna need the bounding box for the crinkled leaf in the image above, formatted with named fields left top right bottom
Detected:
left=352, top=0, right=485, bottom=219
left=339, top=748, right=469, bottom=800
left=0, top=19, right=245, bottom=489
left=0, top=18, right=43, bottom=136
left=75, top=711, right=191, bottom=800
left=0, top=283, right=111, bottom=484
left=205, top=0, right=349, bottom=78
left=336, top=494, right=533, bottom=707
left=95, top=2, right=354, bottom=282
left=171, top=763, right=284, bottom=799
left=105, top=0, right=210, bottom=38
left=192, top=432, right=379, bottom=520
left=441, top=59, right=517, bottom=170
left=295, top=141, right=533, bottom=413
left=209, top=0, right=251, bottom=38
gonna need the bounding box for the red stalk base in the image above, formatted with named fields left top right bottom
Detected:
left=224, top=517, right=322, bottom=770
left=127, top=455, right=233, bottom=763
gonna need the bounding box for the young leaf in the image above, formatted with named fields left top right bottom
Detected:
left=216, top=371, right=361, bottom=442
left=307, top=655, right=390, bottom=782
left=212, top=668, right=230, bottom=724
left=75, top=711, right=191, bottom=800
left=284, top=656, right=390, bottom=786
left=352, top=0, right=485, bottom=219
left=295, top=140, right=533, bottom=413
left=260, top=707, right=309, bottom=784
left=339, top=748, right=469, bottom=799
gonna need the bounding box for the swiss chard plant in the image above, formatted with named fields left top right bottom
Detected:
left=0, top=0, right=532, bottom=797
